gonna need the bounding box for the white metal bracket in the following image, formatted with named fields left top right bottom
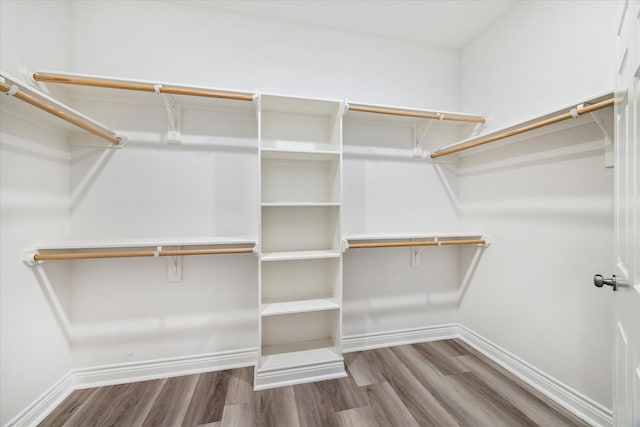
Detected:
left=253, top=243, right=260, bottom=257
left=154, top=85, right=182, bottom=144
left=410, top=246, right=425, bottom=267
left=253, top=92, right=261, bottom=117
left=469, top=115, right=491, bottom=138
left=589, top=109, right=615, bottom=168
left=162, top=246, right=183, bottom=282
left=342, top=101, right=350, bottom=117
left=413, top=121, right=433, bottom=158
left=23, top=250, right=41, bottom=267
left=341, top=238, right=350, bottom=253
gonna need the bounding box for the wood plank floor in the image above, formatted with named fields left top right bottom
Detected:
left=40, top=339, right=589, bottom=427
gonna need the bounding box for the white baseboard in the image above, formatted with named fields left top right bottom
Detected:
left=5, top=348, right=257, bottom=427
left=71, top=347, right=257, bottom=390
left=5, top=371, right=74, bottom=427
left=8, top=326, right=614, bottom=427
left=342, top=323, right=459, bottom=353
left=458, top=325, right=613, bottom=427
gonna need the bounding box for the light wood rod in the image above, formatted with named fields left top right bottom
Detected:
left=349, top=104, right=486, bottom=124
left=33, top=74, right=254, bottom=102
left=1, top=81, right=120, bottom=145
left=33, top=247, right=254, bottom=261
left=431, top=98, right=615, bottom=159
left=349, top=239, right=485, bottom=249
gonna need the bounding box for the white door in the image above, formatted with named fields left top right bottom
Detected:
left=611, top=1, right=639, bottom=425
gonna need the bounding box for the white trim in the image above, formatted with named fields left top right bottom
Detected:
left=4, top=371, right=74, bottom=427
left=5, top=348, right=257, bottom=427
left=458, top=325, right=613, bottom=427
left=71, top=348, right=257, bottom=390
left=342, top=323, right=459, bottom=353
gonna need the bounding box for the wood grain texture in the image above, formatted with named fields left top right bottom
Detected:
left=39, top=340, right=589, bottom=427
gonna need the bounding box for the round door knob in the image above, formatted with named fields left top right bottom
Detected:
left=593, top=274, right=605, bottom=288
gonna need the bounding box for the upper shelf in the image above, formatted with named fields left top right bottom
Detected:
left=32, top=70, right=257, bottom=114
left=344, top=232, right=488, bottom=249
left=24, top=236, right=257, bottom=265
left=344, top=101, right=486, bottom=129
left=431, top=92, right=615, bottom=159
left=0, top=71, right=121, bottom=145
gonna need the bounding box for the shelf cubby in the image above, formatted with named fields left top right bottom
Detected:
left=261, top=257, right=340, bottom=304
left=261, top=206, right=340, bottom=253
left=260, top=310, right=340, bottom=360
left=260, top=94, right=341, bottom=152
left=261, top=151, right=340, bottom=204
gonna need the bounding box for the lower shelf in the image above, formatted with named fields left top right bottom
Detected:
left=260, top=339, right=341, bottom=370
left=255, top=340, right=346, bottom=390
left=261, top=298, right=340, bottom=316
left=261, top=250, right=340, bottom=261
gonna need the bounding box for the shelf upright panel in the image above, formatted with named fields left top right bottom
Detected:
left=256, top=94, right=346, bottom=390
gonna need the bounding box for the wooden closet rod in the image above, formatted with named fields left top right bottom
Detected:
left=431, top=98, right=615, bottom=159
left=349, top=239, right=486, bottom=249
left=348, top=104, right=486, bottom=124
left=0, top=81, right=121, bottom=145
left=33, top=247, right=254, bottom=261
left=33, top=73, right=255, bottom=102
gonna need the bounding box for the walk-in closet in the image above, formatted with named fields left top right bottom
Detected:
left=1, top=1, right=638, bottom=426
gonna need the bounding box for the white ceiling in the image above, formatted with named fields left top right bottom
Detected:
left=174, top=0, right=517, bottom=50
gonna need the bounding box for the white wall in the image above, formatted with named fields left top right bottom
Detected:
left=69, top=1, right=459, bottom=111
left=0, top=1, right=73, bottom=424
left=458, top=0, right=617, bottom=408
left=59, top=1, right=463, bottom=367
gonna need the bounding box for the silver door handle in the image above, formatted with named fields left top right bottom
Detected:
left=594, top=274, right=630, bottom=291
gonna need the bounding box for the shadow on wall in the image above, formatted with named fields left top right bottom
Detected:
left=343, top=244, right=486, bottom=334
left=30, top=253, right=258, bottom=364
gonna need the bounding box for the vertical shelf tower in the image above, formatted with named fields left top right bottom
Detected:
left=255, top=94, right=346, bottom=390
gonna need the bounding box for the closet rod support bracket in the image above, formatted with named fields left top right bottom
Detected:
left=341, top=239, right=350, bottom=253
left=253, top=92, right=261, bottom=116
left=410, top=245, right=425, bottom=268
left=413, top=121, right=433, bottom=158
left=164, top=246, right=183, bottom=282
left=154, top=85, right=182, bottom=144
left=23, top=250, right=41, bottom=266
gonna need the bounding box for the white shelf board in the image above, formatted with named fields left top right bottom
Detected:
left=33, top=70, right=256, bottom=113
left=261, top=148, right=340, bottom=161
left=32, top=236, right=257, bottom=251
left=260, top=93, right=341, bottom=115
left=260, top=144, right=340, bottom=156
left=344, top=101, right=485, bottom=129
left=261, top=202, right=340, bottom=207
left=431, top=91, right=614, bottom=158
left=344, top=231, right=484, bottom=242
left=261, top=298, right=340, bottom=317
left=0, top=71, right=120, bottom=141
left=261, top=250, right=341, bottom=262
left=259, top=340, right=342, bottom=371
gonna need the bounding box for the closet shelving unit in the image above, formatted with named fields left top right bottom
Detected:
left=0, top=71, right=121, bottom=145
left=431, top=92, right=615, bottom=159
left=7, top=69, right=497, bottom=390
left=12, top=70, right=260, bottom=276
left=256, top=94, right=346, bottom=390
left=30, top=70, right=257, bottom=145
